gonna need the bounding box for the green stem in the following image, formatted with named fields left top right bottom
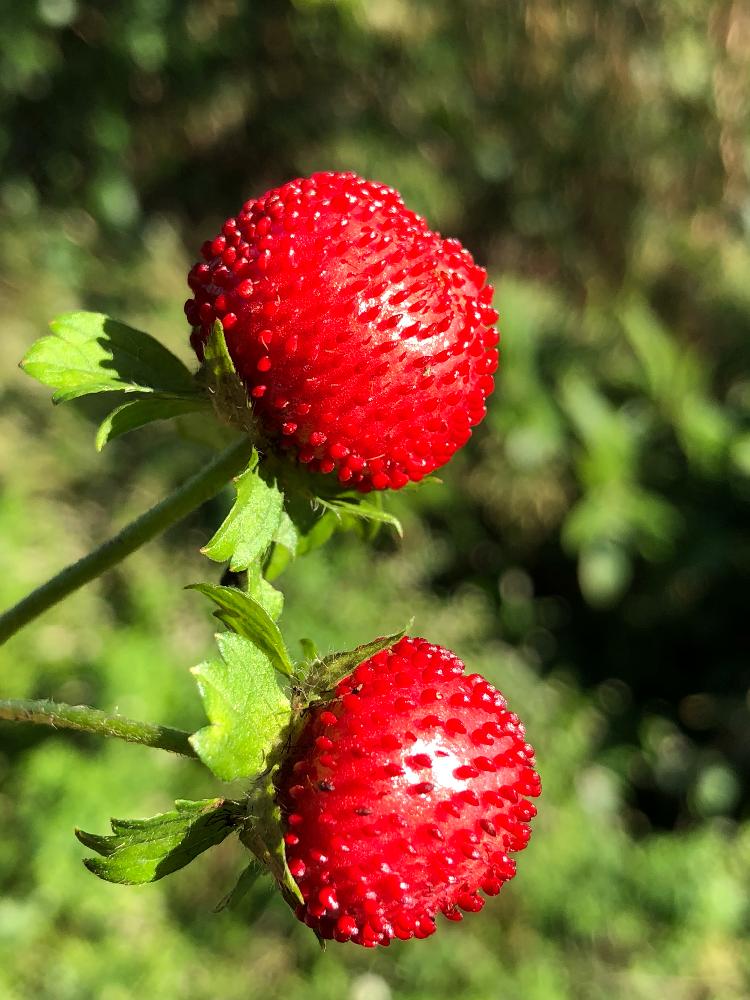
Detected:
left=0, top=698, right=198, bottom=757
left=0, top=436, right=253, bottom=647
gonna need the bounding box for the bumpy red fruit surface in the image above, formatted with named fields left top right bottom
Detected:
left=275, top=637, right=540, bottom=947
left=186, top=171, right=499, bottom=491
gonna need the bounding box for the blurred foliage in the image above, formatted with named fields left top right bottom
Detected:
left=1, top=0, right=749, bottom=997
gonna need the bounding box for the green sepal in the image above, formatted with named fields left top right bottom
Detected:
left=21, top=312, right=198, bottom=403
left=190, top=632, right=292, bottom=782
left=203, top=319, right=237, bottom=382
left=213, top=861, right=265, bottom=913
left=317, top=494, right=403, bottom=539
left=246, top=561, right=284, bottom=621
left=273, top=511, right=299, bottom=555
left=202, top=452, right=285, bottom=573
left=261, top=479, right=402, bottom=584
left=187, top=583, right=293, bottom=677
left=400, top=475, right=442, bottom=492
left=299, top=638, right=319, bottom=662
left=240, top=774, right=303, bottom=908
left=304, top=623, right=411, bottom=696
left=201, top=320, right=258, bottom=436
left=265, top=511, right=339, bottom=582
left=75, top=798, right=244, bottom=885
left=96, top=396, right=210, bottom=450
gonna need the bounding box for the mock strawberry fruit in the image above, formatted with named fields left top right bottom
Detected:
left=186, top=171, right=498, bottom=491
left=275, top=637, right=540, bottom=947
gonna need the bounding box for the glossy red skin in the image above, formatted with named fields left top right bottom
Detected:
left=275, top=637, right=540, bottom=947
left=186, top=171, right=499, bottom=491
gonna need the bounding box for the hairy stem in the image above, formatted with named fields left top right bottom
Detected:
left=0, top=437, right=253, bottom=647
left=0, top=698, right=198, bottom=757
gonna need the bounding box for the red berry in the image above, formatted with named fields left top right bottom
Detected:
left=275, top=637, right=540, bottom=947
left=187, top=171, right=498, bottom=491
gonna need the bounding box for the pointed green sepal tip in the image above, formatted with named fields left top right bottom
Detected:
left=299, top=620, right=414, bottom=698
left=240, top=774, right=304, bottom=907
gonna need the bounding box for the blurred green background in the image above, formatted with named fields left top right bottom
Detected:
left=1, top=2, right=749, bottom=998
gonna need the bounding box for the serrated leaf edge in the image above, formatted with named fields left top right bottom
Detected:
left=187, top=583, right=294, bottom=677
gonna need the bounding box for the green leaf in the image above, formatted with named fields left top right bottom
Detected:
left=246, top=562, right=285, bottom=621
left=190, top=632, right=291, bottom=782
left=21, top=312, right=197, bottom=403
left=202, top=453, right=285, bottom=572
left=75, top=798, right=244, bottom=885
left=310, top=624, right=411, bottom=693
left=273, top=511, right=299, bottom=557
left=240, top=775, right=303, bottom=907
left=96, top=396, right=210, bottom=450
left=318, top=495, right=403, bottom=538
left=188, top=583, right=293, bottom=677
